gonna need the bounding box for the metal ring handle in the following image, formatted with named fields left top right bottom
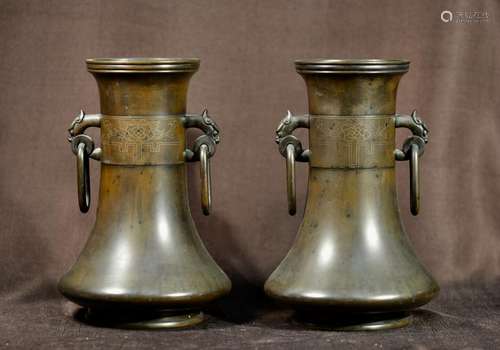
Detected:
left=183, top=109, right=219, bottom=161
left=68, top=111, right=101, bottom=214
left=183, top=110, right=219, bottom=215
left=286, top=144, right=296, bottom=216
left=276, top=111, right=309, bottom=215
left=68, top=110, right=102, bottom=161
left=77, top=142, right=91, bottom=213
left=409, top=143, right=420, bottom=216
left=395, top=110, right=428, bottom=215
left=200, top=144, right=211, bottom=216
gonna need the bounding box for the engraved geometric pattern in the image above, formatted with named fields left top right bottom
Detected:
left=101, top=116, right=184, bottom=165
left=310, top=115, right=395, bottom=169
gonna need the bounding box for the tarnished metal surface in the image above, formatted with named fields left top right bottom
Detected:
left=100, top=115, right=185, bottom=165
left=309, top=115, right=395, bottom=169
left=266, top=59, right=438, bottom=330
left=60, top=58, right=231, bottom=329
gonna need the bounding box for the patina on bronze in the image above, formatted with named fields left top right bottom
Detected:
left=265, top=59, right=439, bottom=330
left=59, top=58, right=231, bottom=329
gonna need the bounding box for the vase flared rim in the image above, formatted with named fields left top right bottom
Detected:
left=86, top=58, right=200, bottom=73
left=295, top=59, right=409, bottom=74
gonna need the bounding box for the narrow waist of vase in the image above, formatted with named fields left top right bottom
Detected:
left=100, top=114, right=187, bottom=166
left=309, top=114, right=396, bottom=169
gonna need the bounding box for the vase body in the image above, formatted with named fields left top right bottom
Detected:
left=265, top=59, right=438, bottom=330
left=59, top=58, right=231, bottom=329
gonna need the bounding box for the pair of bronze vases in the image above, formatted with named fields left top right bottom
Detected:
left=60, top=58, right=438, bottom=331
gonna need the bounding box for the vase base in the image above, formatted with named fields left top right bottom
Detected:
left=294, top=311, right=411, bottom=331
left=79, top=308, right=206, bottom=329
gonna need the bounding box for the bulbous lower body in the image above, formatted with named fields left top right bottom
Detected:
left=59, top=164, right=231, bottom=328
left=265, top=168, right=439, bottom=330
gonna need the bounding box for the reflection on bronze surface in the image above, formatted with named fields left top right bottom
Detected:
left=265, top=59, right=438, bottom=330
left=60, top=58, right=231, bottom=329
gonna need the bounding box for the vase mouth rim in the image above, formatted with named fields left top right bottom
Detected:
left=295, top=59, right=410, bottom=74
left=86, top=57, right=200, bottom=73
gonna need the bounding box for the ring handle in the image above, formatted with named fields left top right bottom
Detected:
left=276, top=111, right=310, bottom=216
left=395, top=110, right=428, bottom=216
left=409, top=142, right=420, bottom=216
left=286, top=144, right=296, bottom=215
left=199, top=144, right=212, bottom=215
left=77, top=142, right=91, bottom=213
left=68, top=110, right=102, bottom=160
left=68, top=110, right=102, bottom=213
left=183, top=109, right=219, bottom=216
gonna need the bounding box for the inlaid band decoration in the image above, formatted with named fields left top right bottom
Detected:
left=101, top=116, right=185, bottom=165
left=310, top=115, right=395, bottom=169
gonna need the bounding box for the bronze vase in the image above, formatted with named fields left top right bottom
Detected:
left=59, top=58, right=231, bottom=329
left=265, top=59, right=439, bottom=330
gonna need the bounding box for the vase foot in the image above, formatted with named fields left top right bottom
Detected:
left=78, top=308, right=206, bottom=329
left=294, top=311, right=411, bottom=331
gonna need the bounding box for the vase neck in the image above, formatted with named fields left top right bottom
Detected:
left=92, top=73, right=194, bottom=116
left=300, top=73, right=404, bottom=116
